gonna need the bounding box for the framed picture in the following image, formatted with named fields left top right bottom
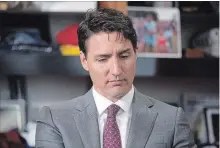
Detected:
left=179, top=92, right=219, bottom=146
left=180, top=92, right=219, bottom=120
left=128, top=6, right=182, bottom=58
left=0, top=99, right=26, bottom=132
left=205, top=108, right=219, bottom=144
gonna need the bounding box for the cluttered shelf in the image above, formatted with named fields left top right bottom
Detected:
left=180, top=12, right=219, bottom=24
left=0, top=51, right=218, bottom=78
left=0, top=10, right=87, bottom=17
left=0, top=1, right=219, bottom=78
left=0, top=1, right=98, bottom=13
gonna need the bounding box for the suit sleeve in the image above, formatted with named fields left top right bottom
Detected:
left=172, top=107, right=197, bottom=148
left=35, top=106, right=65, bottom=148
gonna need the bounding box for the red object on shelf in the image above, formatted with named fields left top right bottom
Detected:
left=185, top=48, right=204, bottom=58
left=56, top=24, right=79, bottom=46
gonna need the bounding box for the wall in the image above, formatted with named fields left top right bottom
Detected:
left=0, top=7, right=219, bottom=122
left=26, top=75, right=89, bottom=121
left=0, top=76, right=9, bottom=100
left=0, top=75, right=218, bottom=121
left=134, top=77, right=219, bottom=103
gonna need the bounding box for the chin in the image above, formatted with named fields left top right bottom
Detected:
left=110, top=87, right=130, bottom=98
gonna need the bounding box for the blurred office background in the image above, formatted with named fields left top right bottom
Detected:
left=0, top=1, right=219, bottom=148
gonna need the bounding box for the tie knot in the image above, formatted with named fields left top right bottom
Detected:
left=107, top=104, right=120, bottom=118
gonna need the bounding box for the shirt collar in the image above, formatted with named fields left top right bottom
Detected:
left=93, top=85, right=134, bottom=116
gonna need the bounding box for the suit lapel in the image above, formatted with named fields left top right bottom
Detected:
left=73, top=89, right=101, bottom=148
left=73, top=88, right=158, bottom=148
left=126, top=90, right=158, bottom=148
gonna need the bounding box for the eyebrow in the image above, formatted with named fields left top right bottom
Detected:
left=95, top=54, right=112, bottom=59
left=118, top=48, right=131, bottom=55
left=95, top=48, right=131, bottom=58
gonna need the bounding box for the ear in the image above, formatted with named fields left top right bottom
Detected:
left=80, top=51, right=89, bottom=71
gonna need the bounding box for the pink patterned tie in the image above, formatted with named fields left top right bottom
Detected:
left=103, top=104, right=122, bottom=148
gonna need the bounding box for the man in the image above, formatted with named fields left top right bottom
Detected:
left=35, top=8, right=197, bottom=148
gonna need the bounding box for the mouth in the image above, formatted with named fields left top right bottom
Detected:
left=108, top=79, right=125, bottom=86
left=109, top=79, right=125, bottom=82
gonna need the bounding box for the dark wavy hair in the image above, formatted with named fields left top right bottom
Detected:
left=77, top=8, right=137, bottom=55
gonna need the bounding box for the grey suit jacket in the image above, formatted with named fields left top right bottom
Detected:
left=35, top=88, right=197, bottom=148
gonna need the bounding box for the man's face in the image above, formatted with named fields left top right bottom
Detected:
left=80, top=32, right=136, bottom=100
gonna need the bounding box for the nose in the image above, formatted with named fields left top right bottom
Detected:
left=111, top=58, right=122, bottom=77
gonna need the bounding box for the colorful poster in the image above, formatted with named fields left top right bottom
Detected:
left=128, top=7, right=182, bottom=58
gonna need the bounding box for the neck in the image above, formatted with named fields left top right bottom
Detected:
left=109, top=98, right=121, bottom=103
left=93, top=86, right=128, bottom=102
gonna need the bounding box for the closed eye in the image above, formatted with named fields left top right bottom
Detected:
left=97, top=58, right=107, bottom=63
left=120, top=53, right=130, bottom=59
left=120, top=55, right=129, bottom=59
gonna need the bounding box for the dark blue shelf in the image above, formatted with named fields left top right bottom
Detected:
left=0, top=52, right=218, bottom=78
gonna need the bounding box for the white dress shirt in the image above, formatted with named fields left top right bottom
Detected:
left=93, top=85, right=134, bottom=148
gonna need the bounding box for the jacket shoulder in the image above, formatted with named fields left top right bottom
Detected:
left=150, top=97, right=178, bottom=113
left=40, top=95, right=86, bottom=118
left=137, top=91, right=178, bottom=113
left=138, top=92, right=179, bottom=121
